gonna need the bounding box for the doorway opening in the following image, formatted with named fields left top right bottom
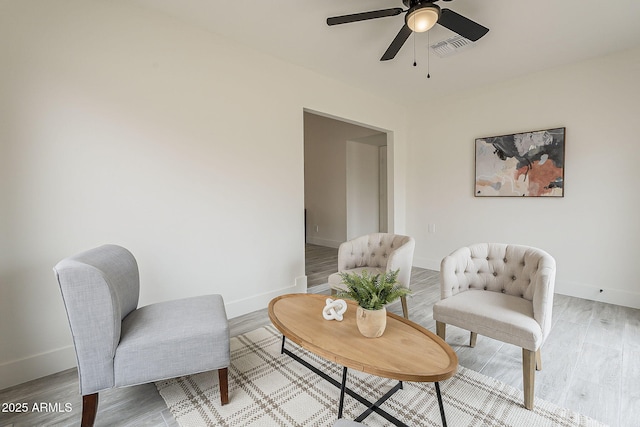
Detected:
left=303, top=109, right=394, bottom=287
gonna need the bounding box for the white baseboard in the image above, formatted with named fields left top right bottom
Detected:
left=555, top=280, right=640, bottom=309
left=225, top=276, right=308, bottom=319
left=6, top=275, right=633, bottom=392
left=412, top=258, right=640, bottom=309
left=0, top=345, right=77, bottom=390
left=1, top=277, right=309, bottom=391
left=305, top=237, right=342, bottom=248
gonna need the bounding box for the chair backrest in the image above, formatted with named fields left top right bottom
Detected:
left=441, top=243, right=556, bottom=336
left=53, top=244, right=140, bottom=394
left=338, top=233, right=415, bottom=288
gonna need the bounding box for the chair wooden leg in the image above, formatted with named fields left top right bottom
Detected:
left=81, top=393, right=98, bottom=427
left=436, top=321, right=446, bottom=340
left=535, top=348, right=542, bottom=371
left=470, top=331, right=478, bottom=348
left=218, top=367, right=229, bottom=405
left=522, top=349, right=536, bottom=410
left=401, top=296, right=409, bottom=319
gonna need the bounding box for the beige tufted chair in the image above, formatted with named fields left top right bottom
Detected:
left=433, top=243, right=556, bottom=410
left=328, top=233, right=415, bottom=319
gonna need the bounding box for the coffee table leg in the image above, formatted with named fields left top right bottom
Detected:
left=337, top=367, right=348, bottom=418
left=435, top=382, right=447, bottom=427
left=279, top=335, right=407, bottom=425
left=354, top=381, right=404, bottom=423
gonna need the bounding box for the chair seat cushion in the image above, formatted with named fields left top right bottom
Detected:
left=328, top=267, right=385, bottom=291
left=114, top=294, right=229, bottom=387
left=433, top=290, right=542, bottom=351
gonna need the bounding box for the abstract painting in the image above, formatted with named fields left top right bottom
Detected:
left=475, top=127, right=565, bottom=197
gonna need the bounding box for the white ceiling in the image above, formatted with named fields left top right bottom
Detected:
left=132, top=0, right=640, bottom=105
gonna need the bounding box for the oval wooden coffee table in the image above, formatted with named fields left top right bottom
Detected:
left=268, top=293, right=458, bottom=426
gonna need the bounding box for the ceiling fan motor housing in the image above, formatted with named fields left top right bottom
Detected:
left=405, top=1, right=441, bottom=32
left=403, top=0, right=440, bottom=7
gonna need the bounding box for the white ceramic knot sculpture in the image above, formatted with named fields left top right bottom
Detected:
left=322, top=298, right=347, bottom=321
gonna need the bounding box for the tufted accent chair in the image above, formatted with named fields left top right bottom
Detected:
left=328, top=233, right=415, bottom=319
left=433, top=243, right=556, bottom=410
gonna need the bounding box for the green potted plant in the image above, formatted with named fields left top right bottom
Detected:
left=337, top=269, right=411, bottom=337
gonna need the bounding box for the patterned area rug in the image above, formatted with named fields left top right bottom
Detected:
left=156, top=325, right=606, bottom=427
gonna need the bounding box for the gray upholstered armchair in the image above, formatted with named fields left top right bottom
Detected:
left=328, top=233, right=415, bottom=319
left=53, top=245, right=230, bottom=427
left=433, top=243, right=556, bottom=410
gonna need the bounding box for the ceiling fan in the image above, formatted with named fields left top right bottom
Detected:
left=327, top=0, right=489, bottom=61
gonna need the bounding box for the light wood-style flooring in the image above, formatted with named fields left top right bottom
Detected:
left=1, top=244, right=638, bottom=426
left=305, top=243, right=339, bottom=287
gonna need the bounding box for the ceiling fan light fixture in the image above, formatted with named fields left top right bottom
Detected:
left=406, top=4, right=440, bottom=33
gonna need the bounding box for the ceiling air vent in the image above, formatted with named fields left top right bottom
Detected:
left=430, top=35, right=475, bottom=58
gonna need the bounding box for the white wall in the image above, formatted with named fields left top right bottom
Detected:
left=406, top=47, right=640, bottom=308
left=346, top=141, right=380, bottom=239
left=352, top=133, right=389, bottom=233
left=0, top=0, right=409, bottom=389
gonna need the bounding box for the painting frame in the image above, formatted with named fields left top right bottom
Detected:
left=474, top=127, right=565, bottom=197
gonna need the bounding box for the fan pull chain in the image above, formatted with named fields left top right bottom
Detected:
left=427, top=31, right=431, bottom=79
left=413, top=29, right=417, bottom=66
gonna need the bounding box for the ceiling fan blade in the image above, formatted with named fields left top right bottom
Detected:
left=327, top=8, right=403, bottom=26
left=380, top=24, right=412, bottom=61
left=438, top=8, right=489, bottom=41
